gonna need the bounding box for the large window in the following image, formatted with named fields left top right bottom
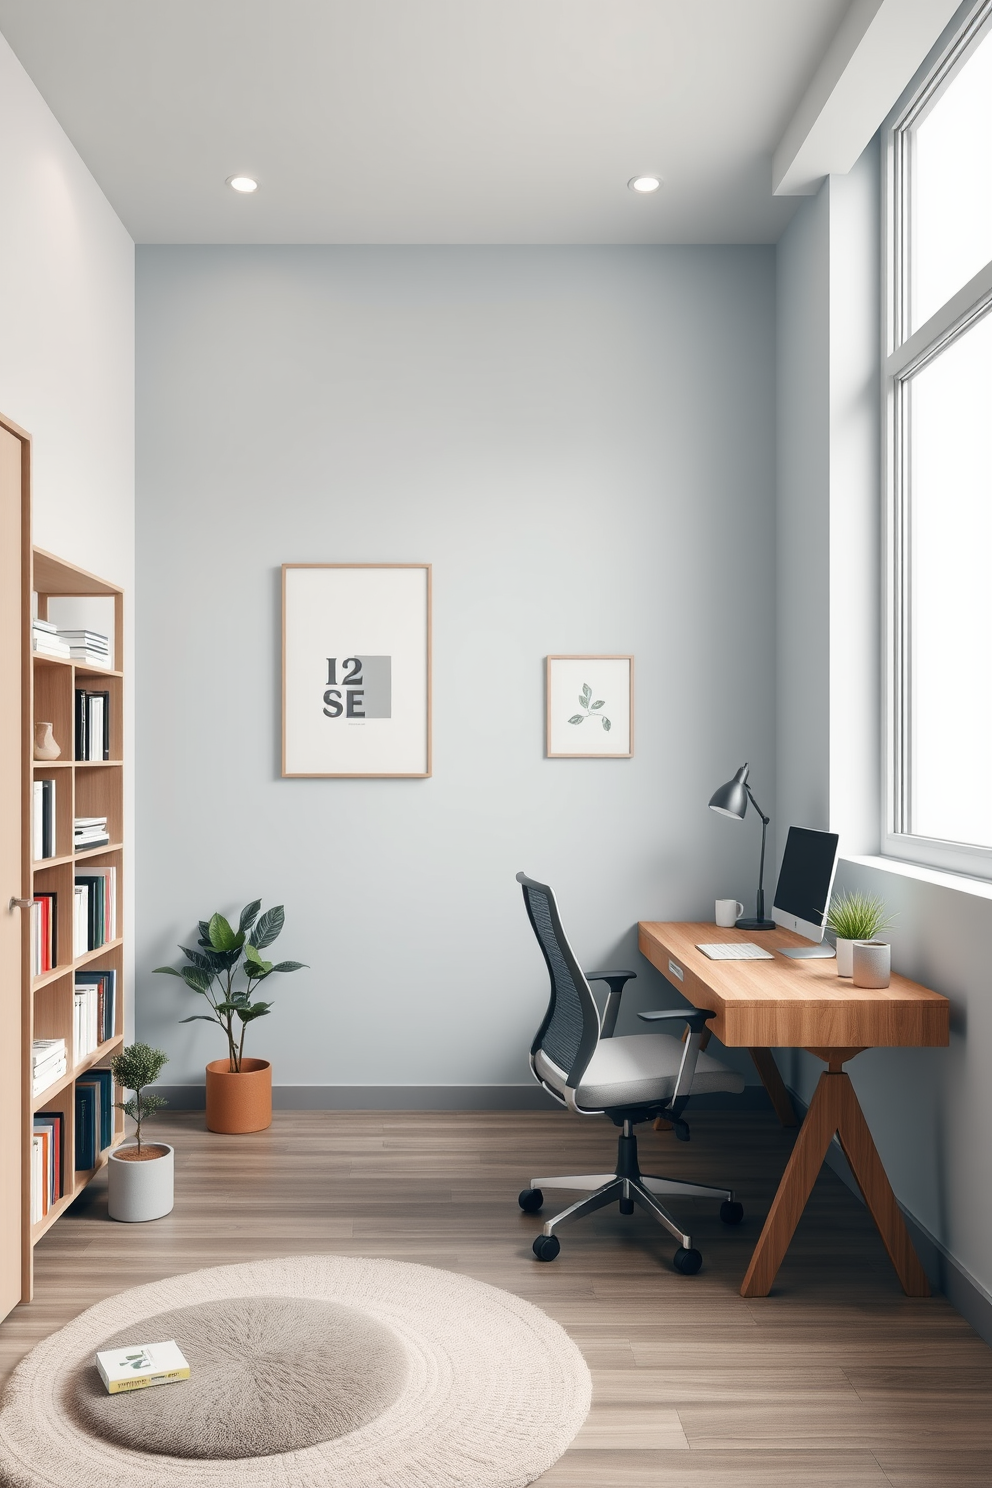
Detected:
left=885, top=1, right=992, bottom=875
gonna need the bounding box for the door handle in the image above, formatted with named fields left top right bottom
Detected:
left=8, top=898, right=32, bottom=911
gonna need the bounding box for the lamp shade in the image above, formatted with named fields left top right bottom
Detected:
left=709, top=763, right=749, bottom=819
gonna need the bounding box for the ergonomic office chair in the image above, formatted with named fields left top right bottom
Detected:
left=516, top=872, right=745, bottom=1273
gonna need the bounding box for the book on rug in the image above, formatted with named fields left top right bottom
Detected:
left=96, top=1339, right=190, bottom=1394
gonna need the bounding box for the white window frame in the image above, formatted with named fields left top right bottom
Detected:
left=882, top=0, right=992, bottom=879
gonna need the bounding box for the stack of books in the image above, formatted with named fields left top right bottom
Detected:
left=30, top=892, right=58, bottom=976
left=74, top=690, right=111, bottom=761
left=74, top=867, right=116, bottom=953
left=75, top=969, right=116, bottom=1049
left=32, top=1038, right=67, bottom=1096
left=31, top=1111, right=65, bottom=1223
left=75, top=1068, right=112, bottom=1169
left=59, top=629, right=111, bottom=668
left=32, top=778, right=57, bottom=860
left=31, top=617, right=70, bottom=658
left=74, top=815, right=109, bottom=852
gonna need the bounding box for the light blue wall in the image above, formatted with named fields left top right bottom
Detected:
left=135, top=245, right=776, bottom=1093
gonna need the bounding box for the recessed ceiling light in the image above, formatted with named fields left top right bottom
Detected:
left=227, top=175, right=258, bottom=193
left=628, top=175, right=661, bottom=194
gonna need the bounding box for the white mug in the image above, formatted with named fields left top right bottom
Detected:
left=715, top=899, right=744, bottom=928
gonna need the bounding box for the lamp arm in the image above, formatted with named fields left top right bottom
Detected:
left=745, top=783, right=770, bottom=922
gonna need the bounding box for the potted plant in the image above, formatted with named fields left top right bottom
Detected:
left=154, top=900, right=306, bottom=1134
left=107, top=1044, right=172, bottom=1222
left=826, top=890, right=895, bottom=977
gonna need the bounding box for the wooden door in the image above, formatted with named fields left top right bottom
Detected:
left=0, top=419, right=25, bottom=1321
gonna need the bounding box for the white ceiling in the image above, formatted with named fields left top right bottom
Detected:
left=0, top=0, right=854, bottom=245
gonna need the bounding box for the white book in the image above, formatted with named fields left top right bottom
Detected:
left=75, top=817, right=108, bottom=828
left=32, top=1059, right=66, bottom=1097
left=74, top=993, right=85, bottom=1063
left=87, top=985, right=98, bottom=1052
left=33, top=780, right=44, bottom=862
left=96, top=1340, right=190, bottom=1395
left=32, top=1048, right=66, bottom=1078
left=32, top=1037, right=66, bottom=1063
left=31, top=1138, right=43, bottom=1225
left=88, top=696, right=104, bottom=760
left=74, top=884, right=89, bottom=959
left=33, top=617, right=58, bottom=633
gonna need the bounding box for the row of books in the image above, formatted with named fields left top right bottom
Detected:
left=30, top=870, right=117, bottom=978
left=30, top=893, right=57, bottom=976
left=75, top=814, right=110, bottom=851
left=31, top=1111, right=65, bottom=1222
left=32, top=618, right=112, bottom=669
left=32, top=778, right=57, bottom=861
left=76, top=1068, right=113, bottom=1170
left=75, top=689, right=111, bottom=761
left=74, top=868, right=117, bottom=957
left=32, top=1038, right=67, bottom=1097
left=74, top=971, right=117, bottom=1059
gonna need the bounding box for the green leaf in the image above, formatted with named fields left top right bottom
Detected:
left=180, top=967, right=213, bottom=993
left=602, top=716, right=611, bottom=731
left=178, top=1013, right=220, bottom=1025
left=213, top=1000, right=244, bottom=1015
left=235, top=1002, right=272, bottom=1023
left=179, top=945, right=218, bottom=974
left=153, top=965, right=181, bottom=977
left=590, top=700, right=605, bottom=710
left=568, top=714, right=584, bottom=725
left=251, top=905, right=285, bottom=950
left=197, top=920, right=213, bottom=947
left=270, top=960, right=307, bottom=973
left=208, top=913, right=239, bottom=951
left=239, top=899, right=262, bottom=934
left=581, top=683, right=591, bottom=700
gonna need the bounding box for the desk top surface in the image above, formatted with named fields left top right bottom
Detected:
left=637, top=921, right=950, bottom=1050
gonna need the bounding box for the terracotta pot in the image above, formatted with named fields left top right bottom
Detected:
left=204, top=1057, right=272, bottom=1133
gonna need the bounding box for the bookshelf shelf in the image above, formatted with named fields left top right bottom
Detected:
left=21, top=546, right=126, bottom=1302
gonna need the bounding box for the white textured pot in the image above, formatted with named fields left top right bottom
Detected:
left=852, top=940, right=891, bottom=989
left=108, top=1143, right=174, bottom=1222
left=835, top=938, right=856, bottom=977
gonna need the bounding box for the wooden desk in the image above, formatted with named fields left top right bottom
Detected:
left=638, top=921, right=950, bottom=1298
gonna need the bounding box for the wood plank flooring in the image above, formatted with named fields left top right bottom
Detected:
left=2, top=1107, right=990, bottom=1486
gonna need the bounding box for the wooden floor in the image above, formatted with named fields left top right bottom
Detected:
left=2, top=1108, right=991, bottom=1486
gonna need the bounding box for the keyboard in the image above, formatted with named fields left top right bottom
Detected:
left=696, top=942, right=775, bottom=961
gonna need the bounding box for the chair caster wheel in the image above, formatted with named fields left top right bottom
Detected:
left=518, top=1187, right=544, bottom=1213
left=673, top=1246, right=702, bottom=1275
left=720, top=1200, right=744, bottom=1225
left=619, top=1197, right=634, bottom=1215
left=533, top=1235, right=561, bottom=1262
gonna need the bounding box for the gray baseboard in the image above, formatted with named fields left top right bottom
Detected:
left=789, top=1084, right=992, bottom=1351
left=152, top=1082, right=773, bottom=1113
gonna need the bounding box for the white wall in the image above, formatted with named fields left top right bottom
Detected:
left=0, top=31, right=135, bottom=1028
left=776, top=139, right=992, bottom=1326
left=135, top=245, right=777, bottom=1096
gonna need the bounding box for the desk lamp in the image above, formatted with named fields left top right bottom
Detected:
left=708, top=763, right=776, bottom=930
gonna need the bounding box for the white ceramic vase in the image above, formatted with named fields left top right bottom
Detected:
left=107, top=1143, right=174, bottom=1222
left=852, top=940, right=891, bottom=989
left=835, top=938, right=855, bottom=977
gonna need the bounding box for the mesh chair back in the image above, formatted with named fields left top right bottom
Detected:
left=517, top=872, right=600, bottom=1085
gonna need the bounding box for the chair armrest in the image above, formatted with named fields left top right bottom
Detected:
left=584, top=970, right=637, bottom=1038
left=638, top=1008, right=714, bottom=1032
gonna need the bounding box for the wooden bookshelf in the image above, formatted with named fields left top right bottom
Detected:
left=21, top=548, right=126, bottom=1302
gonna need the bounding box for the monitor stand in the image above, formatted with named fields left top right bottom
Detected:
left=779, top=943, right=836, bottom=959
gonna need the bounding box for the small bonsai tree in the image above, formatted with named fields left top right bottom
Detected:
left=827, top=890, right=895, bottom=943
left=111, top=1043, right=169, bottom=1153
left=154, top=900, right=306, bottom=1072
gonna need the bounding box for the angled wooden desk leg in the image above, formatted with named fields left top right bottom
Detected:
left=747, top=1048, right=798, bottom=1127
left=740, top=1064, right=930, bottom=1298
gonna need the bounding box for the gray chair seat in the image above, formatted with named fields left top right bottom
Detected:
left=536, top=1034, right=745, bottom=1110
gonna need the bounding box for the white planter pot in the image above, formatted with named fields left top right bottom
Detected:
left=835, top=938, right=856, bottom=977
left=852, top=940, right=891, bottom=989
left=108, top=1143, right=174, bottom=1222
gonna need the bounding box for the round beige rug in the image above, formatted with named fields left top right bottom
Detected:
left=0, top=1255, right=591, bottom=1488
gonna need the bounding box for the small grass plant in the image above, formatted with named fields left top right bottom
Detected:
left=826, top=890, right=895, bottom=943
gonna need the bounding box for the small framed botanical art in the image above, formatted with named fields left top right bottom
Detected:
left=282, top=564, right=431, bottom=778
left=546, top=655, right=633, bottom=758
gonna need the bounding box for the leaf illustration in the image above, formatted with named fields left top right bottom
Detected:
left=590, top=700, right=605, bottom=710
left=581, top=683, right=592, bottom=701
left=602, top=716, right=612, bottom=731
left=568, top=714, right=585, bottom=725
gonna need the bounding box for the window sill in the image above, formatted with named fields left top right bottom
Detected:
left=842, top=853, right=992, bottom=902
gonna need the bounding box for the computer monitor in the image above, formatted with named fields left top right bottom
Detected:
left=772, top=826, right=840, bottom=958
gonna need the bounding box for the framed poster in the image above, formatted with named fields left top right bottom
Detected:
left=282, top=564, right=431, bottom=778
left=546, top=655, right=633, bottom=758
